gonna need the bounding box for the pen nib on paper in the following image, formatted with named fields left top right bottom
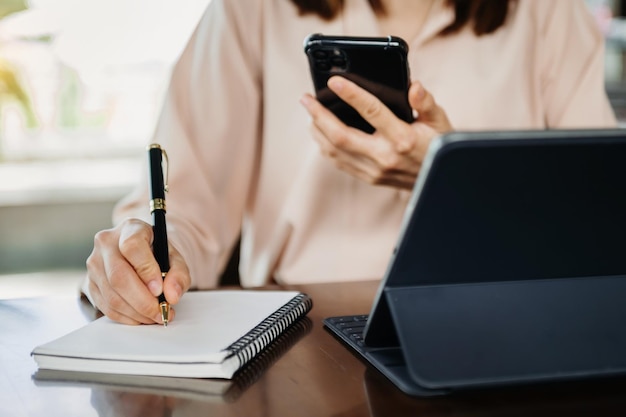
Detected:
left=160, top=302, right=170, bottom=327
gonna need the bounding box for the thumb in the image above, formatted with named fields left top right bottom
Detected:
left=409, top=81, right=453, bottom=133
left=162, top=244, right=191, bottom=305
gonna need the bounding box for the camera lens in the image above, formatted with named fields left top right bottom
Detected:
left=331, top=57, right=347, bottom=68
left=312, top=50, right=328, bottom=59
left=315, top=60, right=331, bottom=71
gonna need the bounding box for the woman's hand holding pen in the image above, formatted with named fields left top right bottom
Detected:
left=300, top=76, right=452, bottom=190
left=86, top=218, right=191, bottom=325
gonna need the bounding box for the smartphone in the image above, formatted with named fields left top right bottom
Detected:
left=304, top=34, right=414, bottom=134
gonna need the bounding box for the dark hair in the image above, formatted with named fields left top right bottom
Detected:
left=290, top=0, right=513, bottom=36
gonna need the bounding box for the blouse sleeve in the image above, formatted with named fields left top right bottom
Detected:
left=113, top=0, right=263, bottom=288
left=537, top=0, right=617, bottom=128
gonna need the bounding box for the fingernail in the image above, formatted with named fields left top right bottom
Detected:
left=147, top=280, right=161, bottom=297
left=300, top=94, right=313, bottom=108
left=173, top=283, right=183, bottom=300
left=328, top=77, right=344, bottom=92
left=418, top=86, right=425, bottom=100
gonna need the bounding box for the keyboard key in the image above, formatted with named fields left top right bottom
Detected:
left=344, top=327, right=365, bottom=335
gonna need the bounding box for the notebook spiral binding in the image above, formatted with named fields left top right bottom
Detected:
left=226, top=293, right=313, bottom=368
left=225, top=316, right=313, bottom=401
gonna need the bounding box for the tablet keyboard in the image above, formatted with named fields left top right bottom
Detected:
left=324, top=315, right=369, bottom=350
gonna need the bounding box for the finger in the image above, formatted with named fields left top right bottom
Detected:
left=86, top=255, right=148, bottom=324
left=101, top=255, right=161, bottom=323
left=101, top=222, right=163, bottom=322
left=409, top=81, right=452, bottom=132
left=118, top=219, right=164, bottom=297
left=87, top=276, right=145, bottom=325
left=304, top=92, right=420, bottom=184
left=309, top=121, right=344, bottom=160
left=309, top=122, right=377, bottom=172
left=310, top=124, right=403, bottom=185
left=300, top=92, right=353, bottom=139
left=162, top=245, right=191, bottom=306
left=90, top=229, right=158, bottom=324
left=302, top=93, right=385, bottom=158
left=326, top=76, right=415, bottom=150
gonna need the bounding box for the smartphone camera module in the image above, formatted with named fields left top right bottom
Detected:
left=330, top=48, right=348, bottom=71
left=312, top=48, right=348, bottom=73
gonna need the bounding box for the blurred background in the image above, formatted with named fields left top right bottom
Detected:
left=0, top=0, right=624, bottom=297
left=0, top=0, right=210, bottom=296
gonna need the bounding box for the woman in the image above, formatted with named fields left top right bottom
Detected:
left=85, top=0, right=616, bottom=324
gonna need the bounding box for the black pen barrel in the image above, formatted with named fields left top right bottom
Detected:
left=148, top=147, right=166, bottom=201
left=148, top=144, right=170, bottom=273
left=152, top=210, right=170, bottom=272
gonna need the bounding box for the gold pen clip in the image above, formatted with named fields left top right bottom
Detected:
left=161, top=148, right=169, bottom=193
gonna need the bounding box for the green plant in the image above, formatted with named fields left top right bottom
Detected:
left=0, top=0, right=28, bottom=19
left=0, top=0, right=38, bottom=132
left=0, top=58, right=37, bottom=128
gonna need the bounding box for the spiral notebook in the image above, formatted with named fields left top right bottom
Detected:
left=33, top=317, right=313, bottom=402
left=32, top=290, right=312, bottom=379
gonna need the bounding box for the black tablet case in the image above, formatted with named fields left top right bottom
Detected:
left=325, top=129, right=626, bottom=395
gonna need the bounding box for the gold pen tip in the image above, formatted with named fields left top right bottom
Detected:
left=159, top=301, right=171, bottom=328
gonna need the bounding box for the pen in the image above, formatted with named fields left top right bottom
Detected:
left=148, top=144, right=170, bottom=327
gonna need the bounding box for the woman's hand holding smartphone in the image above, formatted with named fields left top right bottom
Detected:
left=301, top=34, right=453, bottom=190
left=304, top=34, right=414, bottom=133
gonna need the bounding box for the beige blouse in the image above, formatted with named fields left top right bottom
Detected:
left=112, top=0, right=617, bottom=289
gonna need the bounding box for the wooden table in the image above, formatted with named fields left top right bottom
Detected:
left=2, top=280, right=626, bottom=416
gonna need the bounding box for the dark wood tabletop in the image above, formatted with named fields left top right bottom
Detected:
left=2, top=279, right=626, bottom=417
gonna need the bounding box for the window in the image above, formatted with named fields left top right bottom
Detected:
left=0, top=0, right=210, bottom=203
